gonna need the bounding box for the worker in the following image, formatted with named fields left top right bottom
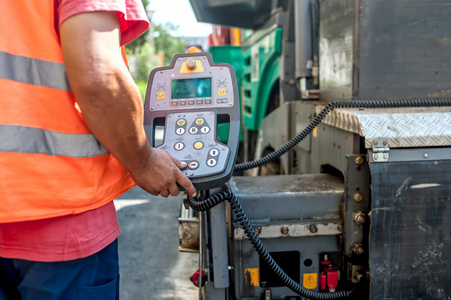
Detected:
left=0, top=1, right=196, bottom=299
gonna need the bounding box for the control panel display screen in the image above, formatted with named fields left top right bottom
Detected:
left=172, top=78, right=212, bottom=99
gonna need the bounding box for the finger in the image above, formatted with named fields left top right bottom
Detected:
left=146, top=188, right=158, bottom=196
left=177, top=172, right=197, bottom=198
left=160, top=189, right=170, bottom=198
left=170, top=156, right=187, bottom=170
left=168, top=184, right=180, bottom=197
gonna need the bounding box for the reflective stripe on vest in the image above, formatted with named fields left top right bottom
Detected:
left=0, top=51, right=72, bottom=92
left=0, top=1, right=135, bottom=222
left=0, top=124, right=108, bottom=157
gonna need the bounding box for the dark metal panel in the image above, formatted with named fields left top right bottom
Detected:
left=255, top=103, right=291, bottom=175
left=189, top=0, right=272, bottom=29
left=235, top=235, right=340, bottom=298
left=280, top=0, right=299, bottom=104
left=319, top=0, right=451, bottom=102
left=294, top=0, right=314, bottom=78
left=369, top=157, right=451, bottom=299
left=209, top=202, right=230, bottom=288
left=319, top=0, right=355, bottom=102
left=229, top=174, right=344, bottom=221
left=311, top=124, right=362, bottom=176
left=344, top=155, right=371, bottom=255
left=358, top=0, right=451, bottom=100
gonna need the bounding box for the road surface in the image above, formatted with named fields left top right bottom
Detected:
left=115, top=187, right=199, bottom=300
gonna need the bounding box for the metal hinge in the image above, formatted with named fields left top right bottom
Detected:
left=371, top=138, right=389, bottom=162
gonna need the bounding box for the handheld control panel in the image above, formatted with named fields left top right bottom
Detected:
left=144, top=52, right=240, bottom=191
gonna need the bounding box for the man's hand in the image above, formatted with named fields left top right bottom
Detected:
left=60, top=11, right=196, bottom=198
left=131, top=148, right=196, bottom=198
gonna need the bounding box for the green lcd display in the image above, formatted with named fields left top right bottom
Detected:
left=171, top=78, right=212, bottom=99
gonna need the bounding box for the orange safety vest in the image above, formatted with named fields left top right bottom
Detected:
left=0, top=1, right=136, bottom=222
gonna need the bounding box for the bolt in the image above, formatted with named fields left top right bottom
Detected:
left=374, top=155, right=379, bottom=160
left=337, top=225, right=343, bottom=232
left=383, top=140, right=388, bottom=146
left=354, top=212, right=366, bottom=224
left=354, top=156, right=365, bottom=165
left=424, top=153, right=429, bottom=158
left=352, top=243, right=364, bottom=255
left=383, top=154, right=388, bottom=160
left=185, top=58, right=197, bottom=69
left=354, top=193, right=363, bottom=202
left=354, top=272, right=364, bottom=282
left=308, top=224, right=318, bottom=234
left=281, top=226, right=289, bottom=235
left=374, top=141, right=378, bottom=146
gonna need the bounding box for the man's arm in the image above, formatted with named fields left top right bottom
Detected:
left=60, top=11, right=196, bottom=198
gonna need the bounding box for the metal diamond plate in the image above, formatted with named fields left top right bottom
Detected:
left=316, top=106, right=451, bottom=148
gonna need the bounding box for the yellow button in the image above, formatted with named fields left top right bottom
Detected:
left=177, top=119, right=186, bottom=126
left=157, top=92, right=165, bottom=99
left=195, top=118, right=204, bottom=125
left=218, top=89, right=226, bottom=96
left=194, top=141, right=204, bottom=150
left=303, top=273, right=317, bottom=289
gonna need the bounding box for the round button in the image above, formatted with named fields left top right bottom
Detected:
left=188, top=161, right=199, bottom=170
left=177, top=119, right=186, bottom=126
left=189, top=127, right=198, bottom=134
left=194, top=141, right=204, bottom=150
left=201, top=126, right=210, bottom=134
left=209, top=148, right=219, bottom=157
left=174, top=142, right=185, bottom=151
left=195, top=118, right=205, bottom=125
left=207, top=158, right=217, bottom=167
left=176, top=128, right=185, bottom=135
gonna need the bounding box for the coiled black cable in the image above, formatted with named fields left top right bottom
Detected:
left=192, top=99, right=451, bottom=299
left=188, top=189, right=350, bottom=299
left=235, top=98, right=451, bottom=171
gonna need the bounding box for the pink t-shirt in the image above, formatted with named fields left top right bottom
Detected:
left=56, top=0, right=149, bottom=45
left=0, top=0, right=149, bottom=262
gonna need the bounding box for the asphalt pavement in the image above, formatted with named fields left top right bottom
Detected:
left=115, top=187, right=199, bottom=300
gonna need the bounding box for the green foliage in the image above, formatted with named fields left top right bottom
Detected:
left=127, top=30, right=149, bottom=55
left=153, top=22, right=186, bottom=64
left=125, top=0, right=187, bottom=100
left=131, top=41, right=159, bottom=101
left=134, top=41, right=159, bottom=82
left=135, top=80, right=148, bottom=102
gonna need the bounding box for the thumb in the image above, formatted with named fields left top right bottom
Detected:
left=171, top=156, right=187, bottom=170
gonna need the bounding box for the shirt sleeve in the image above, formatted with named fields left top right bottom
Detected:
left=57, top=0, right=150, bottom=45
